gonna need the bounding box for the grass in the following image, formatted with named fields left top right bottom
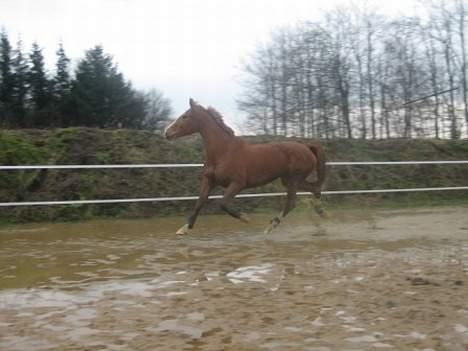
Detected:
left=0, top=128, right=467, bottom=224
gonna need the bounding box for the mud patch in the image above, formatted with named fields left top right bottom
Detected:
left=1, top=207, right=468, bottom=350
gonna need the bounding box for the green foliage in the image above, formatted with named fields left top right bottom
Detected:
left=0, top=29, right=14, bottom=126
left=0, top=132, right=44, bottom=164
left=0, top=129, right=467, bottom=224
left=0, top=132, right=45, bottom=205
left=0, top=29, right=172, bottom=130
left=11, top=39, right=29, bottom=127
left=69, top=45, right=146, bottom=128
left=51, top=42, right=71, bottom=127
left=28, top=42, right=52, bottom=124
left=54, top=42, right=70, bottom=99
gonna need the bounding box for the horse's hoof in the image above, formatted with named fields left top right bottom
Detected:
left=264, top=217, right=280, bottom=234
left=314, top=206, right=329, bottom=219
left=264, top=223, right=276, bottom=234
left=319, top=210, right=329, bottom=219
left=176, top=224, right=190, bottom=235
left=239, top=213, right=251, bottom=223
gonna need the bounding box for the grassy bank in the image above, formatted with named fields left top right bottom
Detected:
left=1, top=128, right=467, bottom=223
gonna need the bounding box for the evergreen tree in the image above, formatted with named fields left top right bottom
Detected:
left=28, top=42, right=52, bottom=126
left=11, top=38, right=29, bottom=127
left=54, top=42, right=70, bottom=98
left=53, top=42, right=71, bottom=126
left=0, top=30, right=14, bottom=126
left=70, top=45, right=147, bottom=128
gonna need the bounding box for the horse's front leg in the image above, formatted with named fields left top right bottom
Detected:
left=176, top=176, right=214, bottom=235
left=219, top=182, right=250, bottom=223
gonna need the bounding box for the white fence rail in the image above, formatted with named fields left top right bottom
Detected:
left=1, top=186, right=468, bottom=207
left=1, top=160, right=468, bottom=170
left=1, top=161, right=467, bottom=207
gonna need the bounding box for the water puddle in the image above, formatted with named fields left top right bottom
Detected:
left=226, top=263, right=274, bottom=284
left=1, top=207, right=468, bottom=350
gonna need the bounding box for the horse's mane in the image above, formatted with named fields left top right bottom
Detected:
left=206, top=106, right=235, bottom=136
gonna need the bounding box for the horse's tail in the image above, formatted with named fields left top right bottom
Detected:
left=307, top=142, right=327, bottom=191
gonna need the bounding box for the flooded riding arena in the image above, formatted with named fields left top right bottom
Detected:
left=1, top=206, right=468, bottom=351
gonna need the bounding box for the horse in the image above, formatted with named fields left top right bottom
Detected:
left=164, top=98, right=327, bottom=235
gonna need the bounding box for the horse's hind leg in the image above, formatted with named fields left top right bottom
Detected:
left=300, top=181, right=327, bottom=218
left=219, top=182, right=250, bottom=223
left=264, top=181, right=297, bottom=234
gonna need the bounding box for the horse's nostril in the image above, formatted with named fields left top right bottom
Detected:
left=165, top=130, right=177, bottom=140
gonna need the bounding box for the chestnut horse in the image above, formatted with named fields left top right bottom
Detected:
left=165, top=99, right=327, bottom=235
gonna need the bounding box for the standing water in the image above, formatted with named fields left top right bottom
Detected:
left=1, top=208, right=468, bottom=350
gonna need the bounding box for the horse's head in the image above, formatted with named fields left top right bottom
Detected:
left=164, top=98, right=204, bottom=140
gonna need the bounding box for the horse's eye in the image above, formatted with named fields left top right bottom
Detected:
left=183, top=115, right=189, bottom=119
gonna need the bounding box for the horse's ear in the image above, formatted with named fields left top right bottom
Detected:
left=189, top=98, right=196, bottom=108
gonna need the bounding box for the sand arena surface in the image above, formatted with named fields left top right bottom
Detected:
left=1, top=206, right=468, bottom=350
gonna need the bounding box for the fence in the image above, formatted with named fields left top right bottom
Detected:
left=1, top=161, right=468, bottom=207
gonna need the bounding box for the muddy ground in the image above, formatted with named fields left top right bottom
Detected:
left=1, top=206, right=468, bottom=351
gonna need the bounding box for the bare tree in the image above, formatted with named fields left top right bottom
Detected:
left=238, top=2, right=467, bottom=139
left=454, top=0, right=468, bottom=134
left=143, top=88, right=173, bottom=131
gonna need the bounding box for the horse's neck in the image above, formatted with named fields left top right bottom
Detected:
left=199, top=120, right=233, bottom=164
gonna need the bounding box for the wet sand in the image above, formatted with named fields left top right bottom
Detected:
left=1, top=206, right=468, bottom=350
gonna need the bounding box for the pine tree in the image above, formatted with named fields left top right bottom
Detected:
left=54, top=42, right=70, bottom=99
left=0, top=30, right=14, bottom=126
left=28, top=42, right=51, bottom=126
left=11, top=38, right=29, bottom=127
left=53, top=42, right=71, bottom=126
left=70, top=45, right=147, bottom=128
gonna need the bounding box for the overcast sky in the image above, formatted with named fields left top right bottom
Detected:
left=0, top=0, right=419, bottom=130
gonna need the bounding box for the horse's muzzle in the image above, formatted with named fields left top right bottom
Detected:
left=164, top=129, right=176, bottom=140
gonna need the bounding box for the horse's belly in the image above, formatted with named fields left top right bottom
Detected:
left=245, top=159, right=288, bottom=187
left=245, top=174, right=281, bottom=188
left=215, top=175, right=231, bottom=187
left=244, top=144, right=315, bottom=187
